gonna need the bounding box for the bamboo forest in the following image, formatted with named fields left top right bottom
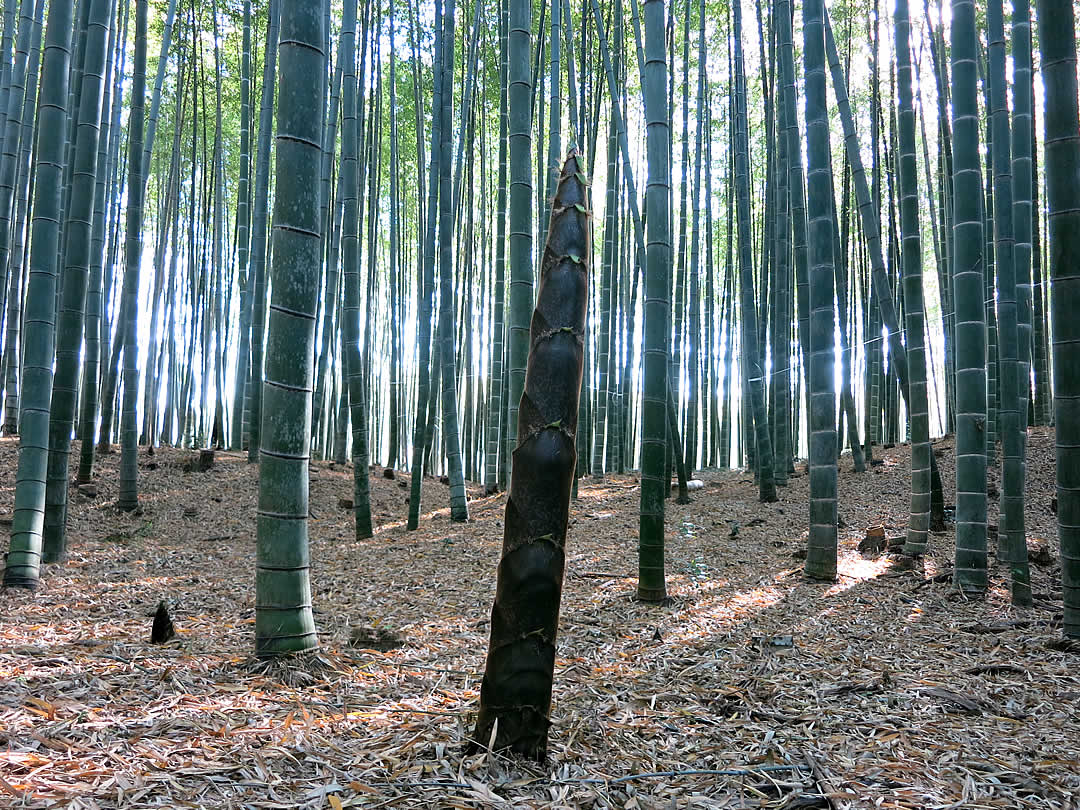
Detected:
left=2, top=0, right=1080, bottom=805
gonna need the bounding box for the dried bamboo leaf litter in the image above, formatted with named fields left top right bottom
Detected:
left=0, top=430, right=1077, bottom=808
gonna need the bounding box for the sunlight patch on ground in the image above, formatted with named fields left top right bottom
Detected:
left=824, top=552, right=897, bottom=596
left=376, top=505, right=473, bottom=533
left=574, top=482, right=640, bottom=501
left=661, top=583, right=789, bottom=646
left=710, top=583, right=786, bottom=617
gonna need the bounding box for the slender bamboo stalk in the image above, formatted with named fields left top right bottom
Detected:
left=407, top=0, right=443, bottom=530
left=802, top=0, right=837, bottom=580
left=436, top=0, right=468, bottom=521
left=246, top=0, right=280, bottom=461
left=732, top=0, right=776, bottom=504
left=637, top=0, right=673, bottom=602
left=951, top=0, right=988, bottom=597
left=506, top=0, right=535, bottom=486
left=894, top=0, right=932, bottom=557
left=341, top=0, right=374, bottom=540
left=116, top=0, right=148, bottom=512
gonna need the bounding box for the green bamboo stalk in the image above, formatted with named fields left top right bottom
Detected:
left=76, top=0, right=117, bottom=482
left=91, top=0, right=129, bottom=452
left=231, top=0, right=252, bottom=450
left=732, top=0, right=776, bottom=504
left=951, top=0, right=988, bottom=597
left=386, top=0, right=402, bottom=471
left=1031, top=89, right=1050, bottom=426
left=823, top=11, right=946, bottom=529
left=41, top=0, right=111, bottom=561
left=988, top=0, right=1031, bottom=604
left=637, top=0, right=672, bottom=603
left=777, top=0, right=810, bottom=432
left=593, top=96, right=617, bottom=477
left=407, top=0, right=443, bottom=529
left=436, top=0, right=468, bottom=521
left=246, top=0, right=280, bottom=461
left=340, top=0, right=374, bottom=540
left=116, top=0, right=148, bottom=512
left=1, top=0, right=45, bottom=437
left=506, top=0, right=534, bottom=487
left=484, top=0, right=508, bottom=495
left=773, top=68, right=791, bottom=486
left=0, top=0, right=38, bottom=353
left=1037, top=0, right=1080, bottom=637
left=2, top=0, right=75, bottom=588
left=1011, top=0, right=1036, bottom=598
left=684, top=0, right=705, bottom=474
left=139, top=0, right=176, bottom=183
left=894, top=0, right=932, bottom=557
left=254, top=0, right=325, bottom=658
left=802, top=0, right=837, bottom=580
left=0, top=0, right=15, bottom=155
left=981, top=52, right=999, bottom=471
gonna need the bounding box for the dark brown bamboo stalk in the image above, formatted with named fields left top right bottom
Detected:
left=472, top=148, right=590, bottom=760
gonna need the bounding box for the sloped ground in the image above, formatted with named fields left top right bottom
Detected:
left=0, top=430, right=1077, bottom=809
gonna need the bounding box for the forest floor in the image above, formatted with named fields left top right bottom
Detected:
left=0, top=430, right=1078, bottom=810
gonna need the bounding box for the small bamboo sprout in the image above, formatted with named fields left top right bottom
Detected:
left=472, top=149, right=590, bottom=760
left=151, top=600, right=176, bottom=644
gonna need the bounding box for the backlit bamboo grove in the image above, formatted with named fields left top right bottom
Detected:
left=1, top=0, right=1079, bottom=675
